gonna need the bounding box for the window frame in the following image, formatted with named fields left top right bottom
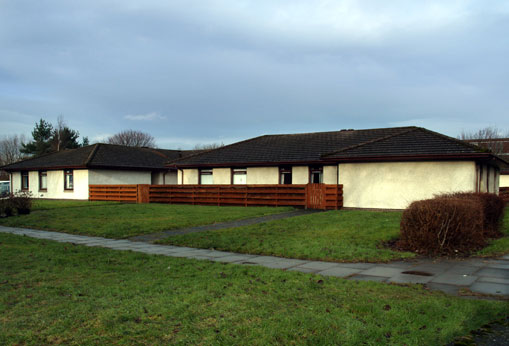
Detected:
left=231, top=168, right=247, bottom=185
left=39, top=171, right=47, bottom=191
left=309, top=166, right=323, bottom=184
left=279, top=167, right=292, bottom=185
left=199, top=168, right=213, bottom=185
left=64, top=169, right=74, bottom=191
left=21, top=171, right=29, bottom=191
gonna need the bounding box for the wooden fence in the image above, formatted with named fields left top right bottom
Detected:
left=89, top=184, right=343, bottom=210
left=501, top=187, right=509, bottom=204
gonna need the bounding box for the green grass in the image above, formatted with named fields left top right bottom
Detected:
left=159, top=210, right=415, bottom=262
left=159, top=208, right=509, bottom=262
left=31, top=199, right=119, bottom=211
left=0, top=200, right=293, bottom=239
left=0, top=233, right=507, bottom=345
left=476, top=208, right=509, bottom=257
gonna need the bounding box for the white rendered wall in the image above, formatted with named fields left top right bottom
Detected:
left=292, top=166, right=308, bottom=184
left=246, top=167, right=279, bottom=184
left=165, top=171, right=178, bottom=184
left=323, top=166, right=338, bottom=184
left=339, top=161, right=477, bottom=209
left=182, top=169, right=199, bottom=184
left=213, top=168, right=231, bottom=184
left=11, top=172, right=21, bottom=192
left=12, top=170, right=90, bottom=200
left=500, top=174, right=509, bottom=187
left=88, top=169, right=151, bottom=185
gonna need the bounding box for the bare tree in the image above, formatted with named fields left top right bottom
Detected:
left=459, top=126, right=509, bottom=154
left=193, top=142, right=224, bottom=150
left=106, top=130, right=156, bottom=148
left=0, top=134, right=26, bottom=166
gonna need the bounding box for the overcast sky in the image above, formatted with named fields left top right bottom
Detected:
left=1, top=1, right=508, bottom=148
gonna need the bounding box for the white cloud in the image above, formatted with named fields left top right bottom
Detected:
left=124, top=112, right=166, bottom=121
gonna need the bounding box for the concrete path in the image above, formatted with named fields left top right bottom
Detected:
left=129, top=209, right=321, bottom=242
left=1, top=225, right=508, bottom=298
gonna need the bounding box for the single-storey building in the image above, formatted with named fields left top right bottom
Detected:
left=2, top=143, right=199, bottom=199
left=169, top=126, right=504, bottom=209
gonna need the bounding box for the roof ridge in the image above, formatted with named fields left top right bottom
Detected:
left=166, top=135, right=269, bottom=166
left=321, top=127, right=419, bottom=158
left=84, top=143, right=100, bottom=166
left=261, top=126, right=417, bottom=137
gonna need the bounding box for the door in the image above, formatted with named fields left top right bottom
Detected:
left=306, top=183, right=325, bottom=209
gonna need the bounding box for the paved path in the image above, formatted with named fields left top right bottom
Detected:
left=129, top=209, right=321, bottom=242
left=1, top=225, right=508, bottom=298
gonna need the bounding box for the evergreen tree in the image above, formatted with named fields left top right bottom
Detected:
left=21, top=119, right=53, bottom=156
left=21, top=117, right=86, bottom=156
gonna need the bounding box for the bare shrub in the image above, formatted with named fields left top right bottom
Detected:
left=441, top=192, right=505, bottom=238
left=398, top=197, right=486, bottom=256
left=9, top=191, right=33, bottom=215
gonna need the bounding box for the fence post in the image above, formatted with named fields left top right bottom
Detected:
left=137, top=184, right=150, bottom=204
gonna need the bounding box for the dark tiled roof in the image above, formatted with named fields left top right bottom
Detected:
left=323, top=127, right=483, bottom=159
left=170, top=126, right=494, bottom=167
left=1, top=144, right=197, bottom=171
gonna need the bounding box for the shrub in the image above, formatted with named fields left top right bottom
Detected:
left=398, top=197, right=486, bottom=256
left=0, top=199, right=14, bottom=217
left=9, top=191, right=33, bottom=215
left=441, top=192, right=505, bottom=238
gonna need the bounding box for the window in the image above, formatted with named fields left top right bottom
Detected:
left=309, top=166, right=323, bottom=184
left=199, top=169, right=213, bottom=185
left=21, top=171, right=29, bottom=190
left=279, top=167, right=292, bottom=184
left=39, top=171, right=47, bottom=191
left=232, top=168, right=247, bottom=184
left=64, top=169, right=74, bottom=190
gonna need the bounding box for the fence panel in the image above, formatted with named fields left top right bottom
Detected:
left=89, top=184, right=343, bottom=209
left=89, top=185, right=138, bottom=202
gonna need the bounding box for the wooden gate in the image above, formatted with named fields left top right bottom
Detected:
left=306, top=183, right=325, bottom=209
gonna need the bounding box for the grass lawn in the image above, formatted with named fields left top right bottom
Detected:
left=0, top=200, right=293, bottom=239
left=1, top=233, right=507, bottom=345
left=158, top=208, right=509, bottom=263
left=159, top=210, right=415, bottom=262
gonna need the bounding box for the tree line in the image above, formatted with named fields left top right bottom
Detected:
left=0, top=117, right=157, bottom=166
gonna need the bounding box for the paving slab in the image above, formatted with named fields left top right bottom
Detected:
left=296, top=261, right=340, bottom=271
left=377, top=261, right=414, bottom=269
left=431, top=273, right=478, bottom=286
left=389, top=273, right=433, bottom=284
left=425, top=283, right=460, bottom=296
left=318, top=266, right=361, bottom=278
left=470, top=282, right=509, bottom=296
left=475, top=267, right=509, bottom=279
left=483, top=261, right=509, bottom=270
left=212, top=255, right=255, bottom=263
left=204, top=251, right=237, bottom=258
left=350, top=274, right=388, bottom=283
left=407, top=263, right=451, bottom=275
left=477, top=276, right=509, bottom=285
left=246, top=256, right=289, bottom=264
left=288, top=267, right=318, bottom=274
left=259, top=260, right=308, bottom=270
left=360, top=266, right=403, bottom=278
left=335, top=263, right=375, bottom=270
left=442, top=265, right=480, bottom=276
